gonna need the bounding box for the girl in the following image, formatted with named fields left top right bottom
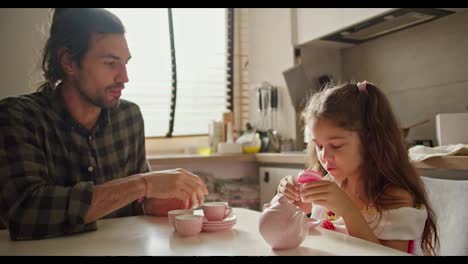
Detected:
left=277, top=81, right=438, bottom=255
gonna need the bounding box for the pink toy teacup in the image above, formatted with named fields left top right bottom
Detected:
left=297, top=169, right=322, bottom=184
left=168, top=209, right=194, bottom=229
left=298, top=170, right=323, bottom=201
left=175, top=214, right=203, bottom=237
left=202, top=202, right=232, bottom=221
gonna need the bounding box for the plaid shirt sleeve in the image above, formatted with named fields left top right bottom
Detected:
left=132, top=108, right=151, bottom=215
left=137, top=108, right=150, bottom=174
left=129, top=106, right=150, bottom=216
left=0, top=99, right=96, bottom=240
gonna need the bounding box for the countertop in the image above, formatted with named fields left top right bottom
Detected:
left=411, top=156, right=468, bottom=171
left=0, top=208, right=409, bottom=256
left=147, top=153, right=257, bottom=165
left=148, top=152, right=468, bottom=170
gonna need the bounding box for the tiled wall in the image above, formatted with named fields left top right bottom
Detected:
left=341, top=11, right=468, bottom=145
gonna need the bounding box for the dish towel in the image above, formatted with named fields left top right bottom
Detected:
left=408, top=144, right=468, bottom=162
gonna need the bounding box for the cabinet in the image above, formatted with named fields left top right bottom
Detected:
left=295, top=8, right=395, bottom=46
left=295, top=8, right=344, bottom=46
left=259, top=166, right=303, bottom=207
left=340, top=8, right=395, bottom=29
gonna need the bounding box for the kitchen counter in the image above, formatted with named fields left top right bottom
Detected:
left=412, top=156, right=468, bottom=171
left=148, top=152, right=305, bottom=165
left=149, top=152, right=468, bottom=171
left=147, top=153, right=256, bottom=166
left=0, top=208, right=409, bottom=256
left=255, top=152, right=307, bottom=165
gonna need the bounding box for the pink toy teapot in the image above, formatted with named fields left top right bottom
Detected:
left=259, top=194, right=311, bottom=250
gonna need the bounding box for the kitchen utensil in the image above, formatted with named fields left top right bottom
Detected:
left=258, top=130, right=270, bottom=152
left=256, top=87, right=263, bottom=130
left=267, top=129, right=281, bottom=152
left=268, top=86, right=281, bottom=152
left=270, top=86, right=278, bottom=130
left=261, top=83, right=271, bottom=130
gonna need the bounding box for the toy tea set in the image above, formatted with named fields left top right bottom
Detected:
left=168, top=201, right=236, bottom=237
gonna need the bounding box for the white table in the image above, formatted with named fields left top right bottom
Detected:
left=0, top=208, right=410, bottom=256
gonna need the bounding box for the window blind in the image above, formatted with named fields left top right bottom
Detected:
left=107, top=8, right=228, bottom=137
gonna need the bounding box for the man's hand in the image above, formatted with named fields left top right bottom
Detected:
left=143, top=198, right=187, bottom=216
left=140, top=168, right=208, bottom=209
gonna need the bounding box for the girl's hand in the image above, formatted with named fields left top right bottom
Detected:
left=277, top=175, right=300, bottom=203
left=299, top=180, right=356, bottom=217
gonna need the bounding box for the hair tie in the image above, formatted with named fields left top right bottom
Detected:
left=357, top=81, right=368, bottom=92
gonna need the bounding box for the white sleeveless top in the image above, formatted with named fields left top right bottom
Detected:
left=310, top=175, right=428, bottom=241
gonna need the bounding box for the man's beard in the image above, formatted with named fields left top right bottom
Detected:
left=78, top=85, right=120, bottom=109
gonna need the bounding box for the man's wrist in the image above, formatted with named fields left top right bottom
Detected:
left=141, top=198, right=146, bottom=215
left=136, top=195, right=147, bottom=215
left=135, top=175, right=148, bottom=215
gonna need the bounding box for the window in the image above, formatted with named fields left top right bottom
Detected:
left=106, top=8, right=229, bottom=137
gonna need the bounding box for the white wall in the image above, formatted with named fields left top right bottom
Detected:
left=0, top=8, right=50, bottom=99
left=300, top=44, right=343, bottom=92
left=340, top=11, right=468, bottom=145
left=246, top=8, right=297, bottom=142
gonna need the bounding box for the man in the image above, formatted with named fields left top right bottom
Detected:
left=0, top=8, right=208, bottom=240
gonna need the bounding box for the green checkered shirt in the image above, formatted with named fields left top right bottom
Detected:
left=0, top=86, right=150, bottom=240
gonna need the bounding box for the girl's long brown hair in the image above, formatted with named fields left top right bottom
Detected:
left=302, top=82, right=438, bottom=255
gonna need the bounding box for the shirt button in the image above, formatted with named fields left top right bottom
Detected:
left=88, top=166, right=94, bottom=172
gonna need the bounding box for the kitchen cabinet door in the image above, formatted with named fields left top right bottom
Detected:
left=295, top=8, right=395, bottom=46
left=259, top=166, right=303, bottom=207
left=341, top=8, right=395, bottom=29
left=295, top=8, right=344, bottom=45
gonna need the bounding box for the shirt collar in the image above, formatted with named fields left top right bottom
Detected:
left=48, top=84, right=110, bottom=136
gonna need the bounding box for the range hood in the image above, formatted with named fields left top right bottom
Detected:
left=321, top=8, right=461, bottom=44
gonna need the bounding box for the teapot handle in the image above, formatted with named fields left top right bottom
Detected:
left=262, top=203, right=271, bottom=212
left=308, top=218, right=322, bottom=229
left=277, top=194, right=290, bottom=203
left=268, top=193, right=286, bottom=205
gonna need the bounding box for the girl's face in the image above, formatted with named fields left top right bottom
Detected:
left=310, top=118, right=363, bottom=185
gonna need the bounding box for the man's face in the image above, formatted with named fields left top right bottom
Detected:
left=72, top=33, right=131, bottom=109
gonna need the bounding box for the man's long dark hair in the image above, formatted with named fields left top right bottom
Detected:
left=38, top=8, right=125, bottom=92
